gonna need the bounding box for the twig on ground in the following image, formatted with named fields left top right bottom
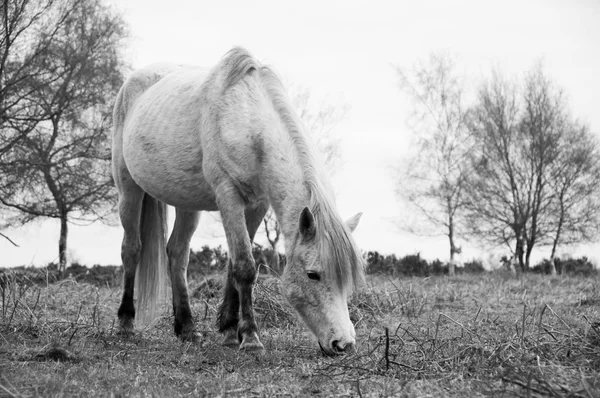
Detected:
left=384, top=327, right=390, bottom=370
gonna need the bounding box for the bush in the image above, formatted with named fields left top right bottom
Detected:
left=532, top=256, right=597, bottom=276
left=431, top=259, right=449, bottom=275
left=365, top=251, right=399, bottom=275
left=396, top=253, right=430, bottom=277
left=559, top=257, right=596, bottom=276
left=366, top=252, right=451, bottom=276
left=188, top=245, right=228, bottom=278
left=531, top=259, right=553, bottom=274
left=460, top=260, right=485, bottom=274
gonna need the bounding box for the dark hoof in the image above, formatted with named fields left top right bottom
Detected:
left=240, top=332, right=264, bottom=352
left=118, top=318, right=135, bottom=336
left=180, top=330, right=201, bottom=343
left=221, top=329, right=240, bottom=348
left=116, top=329, right=135, bottom=337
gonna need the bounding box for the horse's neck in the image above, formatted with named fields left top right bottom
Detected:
left=262, top=136, right=309, bottom=243
left=258, top=119, right=312, bottom=244
left=253, top=81, right=332, bottom=247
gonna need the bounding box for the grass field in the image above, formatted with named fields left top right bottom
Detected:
left=1, top=270, right=599, bottom=397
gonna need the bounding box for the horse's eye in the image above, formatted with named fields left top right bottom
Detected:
left=307, top=271, right=321, bottom=281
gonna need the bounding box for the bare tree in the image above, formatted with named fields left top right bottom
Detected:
left=394, top=53, right=472, bottom=275
left=261, top=210, right=282, bottom=274
left=546, top=123, right=600, bottom=274
left=1, top=0, right=77, bottom=245
left=291, top=85, right=348, bottom=171
left=259, top=86, right=349, bottom=273
left=466, top=71, right=540, bottom=273
left=465, top=64, right=599, bottom=272
left=519, top=65, right=568, bottom=270
left=0, top=0, right=128, bottom=273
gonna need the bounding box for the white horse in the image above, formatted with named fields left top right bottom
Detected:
left=111, top=47, right=364, bottom=356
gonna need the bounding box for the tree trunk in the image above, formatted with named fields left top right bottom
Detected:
left=524, top=241, right=533, bottom=271
left=549, top=200, right=565, bottom=276
left=59, top=213, right=68, bottom=277
left=448, top=209, right=456, bottom=276
left=549, top=253, right=557, bottom=275
left=549, top=233, right=559, bottom=276
left=515, top=236, right=525, bottom=275
left=269, top=249, right=281, bottom=275
left=447, top=197, right=460, bottom=276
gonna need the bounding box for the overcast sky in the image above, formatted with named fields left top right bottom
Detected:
left=3, top=0, right=600, bottom=267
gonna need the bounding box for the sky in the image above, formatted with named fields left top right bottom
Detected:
left=3, top=0, right=600, bottom=268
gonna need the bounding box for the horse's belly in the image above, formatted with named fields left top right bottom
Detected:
left=135, top=166, right=218, bottom=212
left=123, top=125, right=218, bottom=212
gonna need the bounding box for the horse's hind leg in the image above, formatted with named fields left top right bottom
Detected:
left=167, top=209, right=200, bottom=341
left=116, top=183, right=145, bottom=334
left=218, top=201, right=269, bottom=348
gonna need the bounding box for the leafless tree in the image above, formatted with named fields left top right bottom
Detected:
left=466, top=71, right=540, bottom=273
left=546, top=123, right=600, bottom=273
left=261, top=210, right=282, bottom=274
left=465, top=63, right=599, bottom=272
left=394, top=53, right=472, bottom=275
left=291, top=85, right=348, bottom=171
left=0, top=0, right=76, bottom=245
left=0, top=0, right=128, bottom=273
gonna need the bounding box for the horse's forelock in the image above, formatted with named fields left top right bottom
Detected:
left=310, top=191, right=365, bottom=296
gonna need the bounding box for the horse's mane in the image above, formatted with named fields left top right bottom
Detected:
left=219, top=47, right=364, bottom=295
left=221, top=47, right=259, bottom=93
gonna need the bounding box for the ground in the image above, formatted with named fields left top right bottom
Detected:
left=1, top=270, right=599, bottom=397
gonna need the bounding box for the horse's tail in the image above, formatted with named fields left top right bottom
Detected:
left=135, top=193, right=169, bottom=326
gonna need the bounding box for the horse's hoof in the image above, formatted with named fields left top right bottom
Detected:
left=240, top=332, right=264, bottom=352
left=240, top=342, right=265, bottom=353
left=116, top=328, right=135, bottom=337
left=221, top=330, right=240, bottom=348
left=118, top=318, right=134, bottom=336
left=180, top=331, right=201, bottom=343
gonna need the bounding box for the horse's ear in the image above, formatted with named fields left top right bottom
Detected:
left=346, top=212, right=362, bottom=232
left=299, top=207, right=316, bottom=239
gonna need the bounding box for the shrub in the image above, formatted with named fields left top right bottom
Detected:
left=188, top=245, right=228, bottom=278
left=532, top=256, right=597, bottom=276
left=396, top=253, right=430, bottom=277
left=365, top=251, right=399, bottom=275
left=430, top=259, right=449, bottom=275
left=460, top=260, right=485, bottom=274
left=531, top=259, right=553, bottom=274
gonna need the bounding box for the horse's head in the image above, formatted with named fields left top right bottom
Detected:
left=281, top=207, right=362, bottom=356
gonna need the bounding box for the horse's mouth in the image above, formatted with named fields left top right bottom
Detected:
left=318, top=342, right=344, bottom=357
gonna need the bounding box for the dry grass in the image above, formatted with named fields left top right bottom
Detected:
left=1, top=270, right=599, bottom=397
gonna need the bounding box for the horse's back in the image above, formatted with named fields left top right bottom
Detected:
left=112, top=54, right=275, bottom=212
left=113, top=64, right=218, bottom=211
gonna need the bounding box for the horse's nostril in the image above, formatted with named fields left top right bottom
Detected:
left=331, top=340, right=356, bottom=354
left=331, top=340, right=342, bottom=352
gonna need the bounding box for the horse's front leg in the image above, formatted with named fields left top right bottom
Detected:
left=167, top=209, right=200, bottom=341
left=217, top=263, right=241, bottom=347
left=216, top=184, right=264, bottom=352
left=218, top=201, right=269, bottom=348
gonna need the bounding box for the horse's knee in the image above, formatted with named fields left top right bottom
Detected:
left=166, top=241, right=189, bottom=262
left=231, top=256, right=257, bottom=287
left=121, top=238, right=141, bottom=269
